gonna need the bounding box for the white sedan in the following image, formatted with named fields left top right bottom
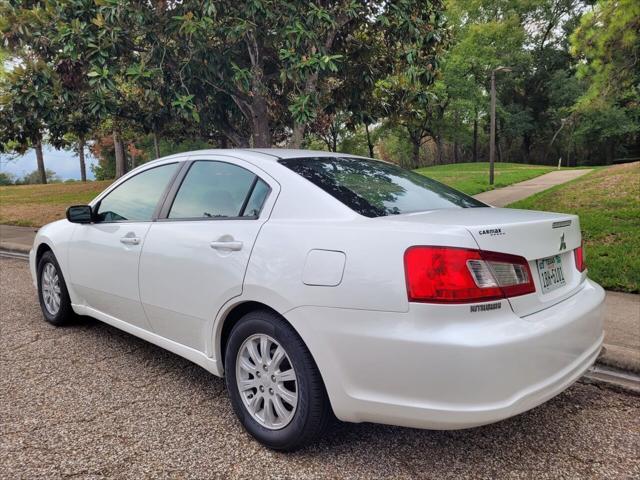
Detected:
left=30, top=149, right=604, bottom=450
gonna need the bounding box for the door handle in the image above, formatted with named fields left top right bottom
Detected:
left=120, top=236, right=141, bottom=245
left=210, top=240, right=243, bottom=251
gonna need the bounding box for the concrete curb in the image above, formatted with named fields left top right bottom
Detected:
left=0, top=242, right=30, bottom=254
left=597, top=345, right=640, bottom=374
left=583, top=364, right=640, bottom=396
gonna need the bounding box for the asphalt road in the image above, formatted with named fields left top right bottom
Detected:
left=1, top=257, right=639, bottom=479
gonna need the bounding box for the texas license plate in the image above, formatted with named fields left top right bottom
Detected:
left=537, top=255, right=566, bottom=293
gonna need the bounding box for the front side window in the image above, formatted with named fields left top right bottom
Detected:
left=279, top=157, right=485, bottom=217
left=169, top=161, right=269, bottom=219
left=95, top=163, right=178, bottom=222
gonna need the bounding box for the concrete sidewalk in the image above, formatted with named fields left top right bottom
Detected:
left=1, top=222, right=638, bottom=373
left=473, top=169, right=592, bottom=207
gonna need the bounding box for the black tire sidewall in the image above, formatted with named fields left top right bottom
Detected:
left=224, top=311, right=321, bottom=450
left=37, top=250, right=73, bottom=325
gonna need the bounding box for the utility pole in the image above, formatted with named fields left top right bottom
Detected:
left=490, top=66, right=511, bottom=185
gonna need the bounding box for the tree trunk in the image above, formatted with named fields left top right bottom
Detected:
left=365, top=122, right=374, bottom=158
left=251, top=95, right=271, bottom=148
left=291, top=124, right=305, bottom=148
left=435, top=137, right=444, bottom=165
left=152, top=130, right=161, bottom=159
left=129, top=143, right=137, bottom=169
left=472, top=113, right=478, bottom=162
left=34, top=137, right=46, bottom=184
left=522, top=132, right=531, bottom=164
left=330, top=123, right=338, bottom=152
left=411, top=137, right=420, bottom=168
left=113, top=129, right=126, bottom=178
left=606, top=141, right=614, bottom=164
left=78, top=136, right=87, bottom=182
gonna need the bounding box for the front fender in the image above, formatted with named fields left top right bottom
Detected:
left=30, top=220, right=80, bottom=304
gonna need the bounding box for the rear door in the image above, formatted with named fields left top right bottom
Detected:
left=138, top=157, right=279, bottom=352
left=68, top=162, right=181, bottom=330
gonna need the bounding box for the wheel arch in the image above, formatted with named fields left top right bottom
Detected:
left=35, top=241, right=53, bottom=266
left=216, top=300, right=281, bottom=371
left=214, top=299, right=337, bottom=420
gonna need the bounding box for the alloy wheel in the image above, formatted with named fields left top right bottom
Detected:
left=235, top=333, right=298, bottom=430
left=41, top=262, right=61, bottom=316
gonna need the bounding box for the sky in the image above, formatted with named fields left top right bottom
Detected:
left=0, top=145, right=98, bottom=181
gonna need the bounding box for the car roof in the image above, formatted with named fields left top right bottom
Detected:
left=159, top=148, right=362, bottom=162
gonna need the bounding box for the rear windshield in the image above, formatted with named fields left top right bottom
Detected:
left=279, top=157, right=485, bottom=217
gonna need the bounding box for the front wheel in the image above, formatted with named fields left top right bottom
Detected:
left=37, top=250, right=75, bottom=326
left=224, top=310, right=332, bottom=451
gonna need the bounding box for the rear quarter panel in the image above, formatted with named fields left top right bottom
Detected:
left=242, top=217, right=478, bottom=314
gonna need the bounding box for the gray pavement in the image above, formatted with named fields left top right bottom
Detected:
left=473, top=169, right=592, bottom=207
left=0, top=224, right=38, bottom=253
left=1, top=257, right=639, bottom=479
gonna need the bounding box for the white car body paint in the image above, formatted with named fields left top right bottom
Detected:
left=30, top=149, right=604, bottom=430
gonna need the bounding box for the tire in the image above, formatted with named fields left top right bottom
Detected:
left=225, top=309, right=332, bottom=451
left=37, top=250, right=75, bottom=326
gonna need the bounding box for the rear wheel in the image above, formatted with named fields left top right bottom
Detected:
left=224, top=310, right=331, bottom=451
left=37, top=250, right=75, bottom=326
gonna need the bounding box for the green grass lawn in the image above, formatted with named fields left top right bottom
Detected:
left=0, top=180, right=112, bottom=227
left=415, top=162, right=555, bottom=195
left=509, top=162, right=639, bottom=293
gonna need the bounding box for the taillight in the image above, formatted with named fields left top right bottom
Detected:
left=574, top=242, right=586, bottom=272
left=404, top=246, right=535, bottom=304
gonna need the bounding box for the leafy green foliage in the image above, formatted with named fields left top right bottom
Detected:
left=0, top=171, right=15, bottom=185
left=0, top=0, right=637, bottom=183
left=16, top=168, right=60, bottom=185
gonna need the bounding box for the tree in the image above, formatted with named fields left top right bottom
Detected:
left=571, top=0, right=639, bottom=104
left=569, top=0, right=639, bottom=162
left=18, top=168, right=59, bottom=185
left=0, top=61, right=58, bottom=184
left=1, top=0, right=137, bottom=178
left=0, top=171, right=15, bottom=185
left=164, top=1, right=447, bottom=147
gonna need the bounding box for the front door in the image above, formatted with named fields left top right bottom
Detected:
left=138, top=158, right=277, bottom=351
left=67, top=162, right=180, bottom=330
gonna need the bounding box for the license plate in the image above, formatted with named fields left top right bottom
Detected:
left=537, top=255, right=566, bottom=293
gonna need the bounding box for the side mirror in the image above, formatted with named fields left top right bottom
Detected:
left=66, top=205, right=93, bottom=224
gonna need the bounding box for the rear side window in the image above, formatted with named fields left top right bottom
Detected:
left=169, top=161, right=269, bottom=219
left=242, top=179, right=270, bottom=217
left=95, top=163, right=178, bottom=222
left=279, top=157, right=485, bottom=217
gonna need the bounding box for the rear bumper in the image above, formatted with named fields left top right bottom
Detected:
left=285, top=279, right=605, bottom=429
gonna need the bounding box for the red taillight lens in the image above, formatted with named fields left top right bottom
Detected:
left=404, top=246, right=535, bottom=303
left=574, top=242, right=586, bottom=272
